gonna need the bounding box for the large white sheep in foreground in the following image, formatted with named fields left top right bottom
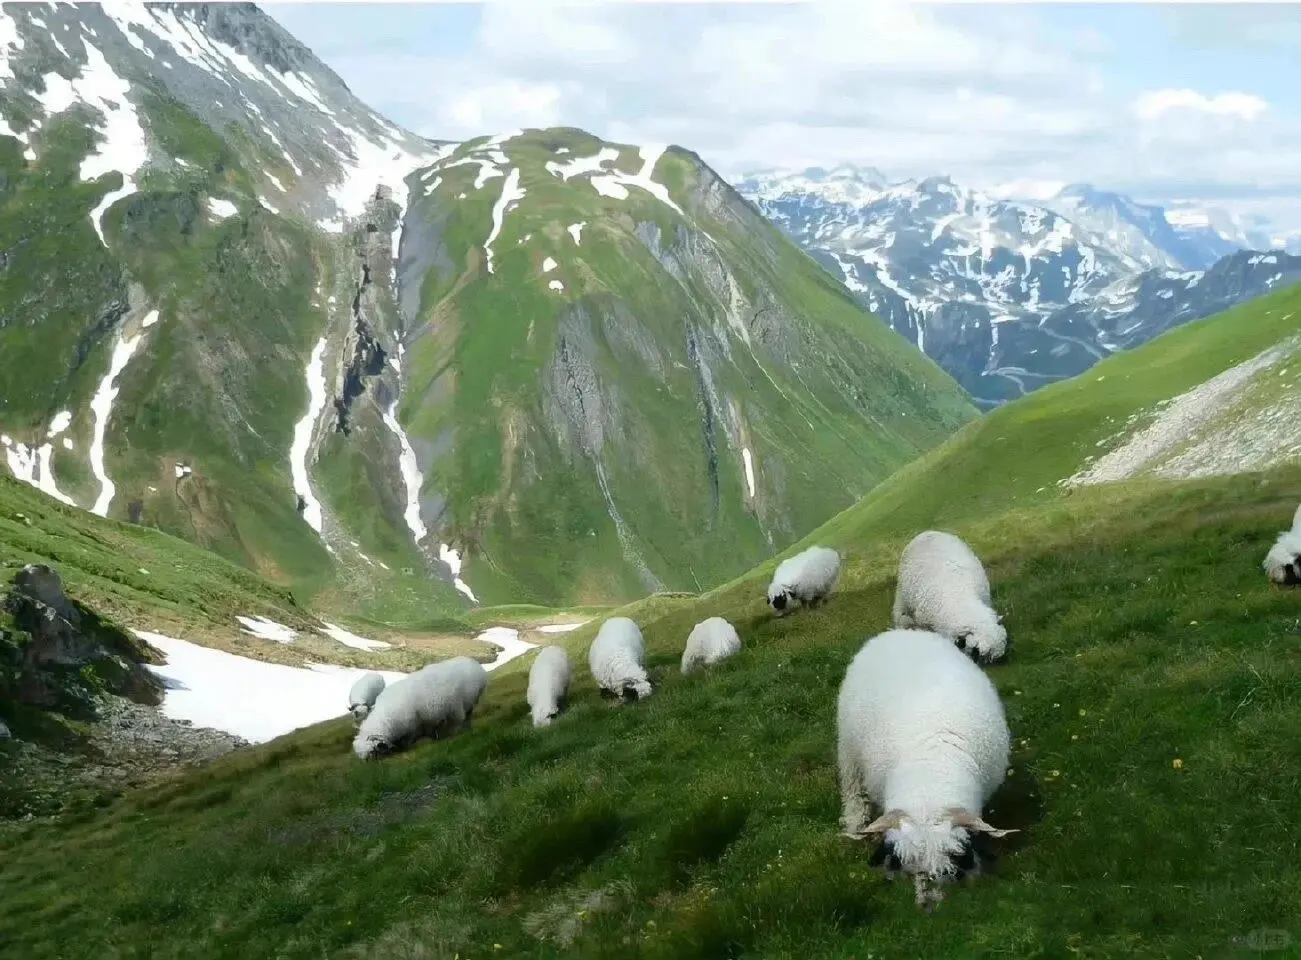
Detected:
left=588, top=617, right=652, bottom=702
left=527, top=645, right=573, bottom=727
left=892, top=530, right=1007, bottom=663
left=837, top=628, right=1016, bottom=911
left=681, top=616, right=742, bottom=674
left=347, top=672, right=387, bottom=722
left=353, top=656, right=487, bottom=760
left=766, top=545, right=841, bottom=616
left=1262, top=503, right=1301, bottom=585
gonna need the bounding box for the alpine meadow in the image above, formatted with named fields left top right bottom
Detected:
left=2, top=4, right=1300, bottom=960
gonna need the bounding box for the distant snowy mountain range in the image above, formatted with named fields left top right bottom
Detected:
left=736, top=166, right=1301, bottom=406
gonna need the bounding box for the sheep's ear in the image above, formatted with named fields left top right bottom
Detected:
left=947, top=808, right=1019, bottom=838
left=864, top=810, right=906, bottom=834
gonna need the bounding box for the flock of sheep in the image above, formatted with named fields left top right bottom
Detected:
left=339, top=505, right=1301, bottom=913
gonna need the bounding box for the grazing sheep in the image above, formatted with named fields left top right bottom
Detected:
left=347, top=672, right=387, bottom=722
left=588, top=617, right=652, bottom=702
left=837, top=628, right=1016, bottom=911
left=353, top=657, right=487, bottom=760
left=1263, top=504, right=1301, bottom=585
left=681, top=616, right=742, bottom=674
left=766, top=545, right=841, bottom=616
left=891, top=530, right=1007, bottom=663
left=527, top=645, right=573, bottom=727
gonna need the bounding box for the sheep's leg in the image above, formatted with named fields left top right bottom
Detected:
left=837, top=738, right=873, bottom=840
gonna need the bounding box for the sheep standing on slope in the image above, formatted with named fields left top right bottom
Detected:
left=347, top=672, right=387, bottom=722
left=892, top=530, right=1007, bottom=663
left=837, top=628, right=1017, bottom=911
left=527, top=645, right=573, bottom=727
left=1262, top=502, right=1301, bottom=585
left=353, top=656, right=487, bottom=759
left=589, top=617, right=652, bottom=702
left=766, top=545, right=841, bottom=616
left=681, top=616, right=742, bottom=674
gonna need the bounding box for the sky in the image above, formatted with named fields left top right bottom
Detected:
left=267, top=1, right=1301, bottom=236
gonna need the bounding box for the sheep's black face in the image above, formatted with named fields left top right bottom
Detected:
left=770, top=591, right=789, bottom=612
left=949, top=833, right=985, bottom=880
left=1285, top=557, right=1301, bottom=586
left=869, top=836, right=904, bottom=878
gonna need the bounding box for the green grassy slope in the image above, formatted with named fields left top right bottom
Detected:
left=0, top=474, right=480, bottom=671
left=5, top=291, right=1301, bottom=958
left=400, top=129, right=975, bottom=608
left=773, top=278, right=1301, bottom=557
left=3, top=469, right=1297, bottom=959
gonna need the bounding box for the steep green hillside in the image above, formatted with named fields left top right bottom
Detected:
left=773, top=278, right=1301, bottom=556
left=0, top=2, right=462, bottom=619
left=397, top=128, right=974, bottom=607
left=0, top=6, right=975, bottom=616
left=6, top=289, right=1301, bottom=957
left=4, top=464, right=1298, bottom=958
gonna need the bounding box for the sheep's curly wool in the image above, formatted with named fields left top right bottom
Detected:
left=589, top=617, right=652, bottom=701
left=837, top=629, right=1014, bottom=909
left=1263, top=507, right=1301, bottom=585
left=527, top=645, right=573, bottom=727
left=766, top=545, right=841, bottom=616
left=681, top=617, right=742, bottom=674
left=347, top=672, right=386, bottom=722
left=891, top=530, right=1007, bottom=663
left=353, top=657, right=487, bottom=759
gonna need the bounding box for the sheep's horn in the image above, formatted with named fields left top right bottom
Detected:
left=947, top=808, right=1019, bottom=838
left=863, top=810, right=906, bottom=834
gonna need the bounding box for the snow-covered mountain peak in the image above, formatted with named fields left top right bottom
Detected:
left=736, top=166, right=1301, bottom=408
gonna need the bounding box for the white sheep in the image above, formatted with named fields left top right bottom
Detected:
left=588, top=616, right=652, bottom=701
left=766, top=545, right=841, bottom=616
left=347, top=672, right=387, bottom=722
left=837, top=628, right=1017, bottom=911
left=681, top=616, right=742, bottom=674
left=891, top=530, right=1007, bottom=663
left=353, top=656, right=487, bottom=759
left=527, top=645, right=573, bottom=727
left=1262, top=503, right=1301, bottom=585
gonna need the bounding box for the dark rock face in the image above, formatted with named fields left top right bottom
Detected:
left=1, top=564, right=162, bottom=713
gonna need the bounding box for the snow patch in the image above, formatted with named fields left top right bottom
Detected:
left=439, top=543, right=479, bottom=603
left=318, top=622, right=392, bottom=652
left=89, top=330, right=147, bottom=516
left=741, top=447, right=756, bottom=498
left=35, top=42, right=149, bottom=246
left=537, top=622, right=589, bottom=634
left=542, top=256, right=558, bottom=274
left=136, top=631, right=408, bottom=744
left=475, top=626, right=536, bottom=671
left=483, top=167, right=526, bottom=275
left=549, top=280, right=565, bottom=293
left=206, top=197, right=237, bottom=220
left=290, top=338, right=329, bottom=533
left=567, top=221, right=585, bottom=245
left=236, top=615, right=296, bottom=644
left=2, top=430, right=77, bottom=507
left=379, top=347, right=428, bottom=544
left=47, top=410, right=72, bottom=438
left=546, top=147, right=620, bottom=180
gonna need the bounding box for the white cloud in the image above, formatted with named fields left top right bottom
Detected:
left=273, top=0, right=1301, bottom=232
left=1131, top=89, right=1268, bottom=123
